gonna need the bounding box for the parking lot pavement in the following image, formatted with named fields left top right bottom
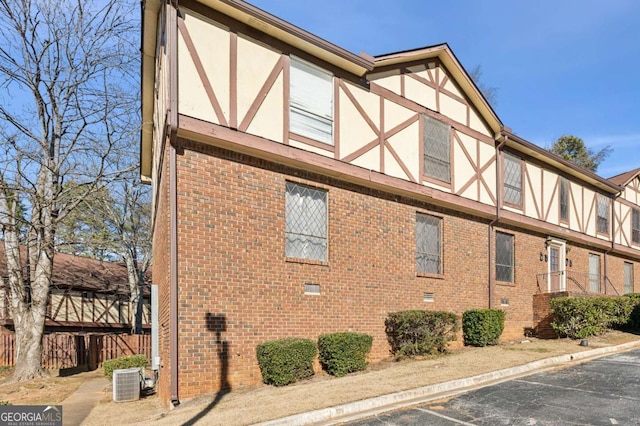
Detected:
left=348, top=348, right=640, bottom=425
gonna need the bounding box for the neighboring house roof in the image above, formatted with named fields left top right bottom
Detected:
left=0, top=246, right=150, bottom=295
left=608, top=168, right=640, bottom=188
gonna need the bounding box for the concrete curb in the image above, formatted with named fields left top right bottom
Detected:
left=255, top=340, right=640, bottom=426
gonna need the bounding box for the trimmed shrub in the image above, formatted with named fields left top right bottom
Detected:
left=103, top=354, right=147, bottom=380
left=627, top=294, right=640, bottom=331
left=462, top=309, right=505, bottom=347
left=385, top=310, right=458, bottom=360
left=256, top=338, right=317, bottom=386
left=550, top=296, right=639, bottom=339
left=318, top=332, right=373, bottom=377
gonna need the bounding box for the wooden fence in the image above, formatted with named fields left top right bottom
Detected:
left=0, top=333, right=151, bottom=370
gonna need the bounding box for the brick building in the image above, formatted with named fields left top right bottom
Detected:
left=140, top=0, right=640, bottom=405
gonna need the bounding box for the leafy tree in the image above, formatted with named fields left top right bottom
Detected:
left=469, top=65, right=498, bottom=107
left=0, top=0, right=138, bottom=381
left=549, top=135, right=612, bottom=173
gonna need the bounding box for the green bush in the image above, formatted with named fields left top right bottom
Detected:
left=462, top=309, right=505, bottom=347
left=318, top=332, right=373, bottom=377
left=256, top=338, right=317, bottom=386
left=103, top=354, right=147, bottom=380
left=385, top=310, right=458, bottom=360
left=627, top=294, right=640, bottom=331
left=550, top=296, right=639, bottom=339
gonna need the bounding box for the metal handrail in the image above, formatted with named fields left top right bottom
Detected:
left=535, top=270, right=620, bottom=295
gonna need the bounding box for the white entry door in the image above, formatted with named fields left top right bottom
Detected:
left=547, top=239, right=566, bottom=292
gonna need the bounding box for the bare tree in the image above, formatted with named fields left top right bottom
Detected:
left=0, top=0, right=138, bottom=381
left=468, top=65, right=498, bottom=107
left=56, top=179, right=151, bottom=334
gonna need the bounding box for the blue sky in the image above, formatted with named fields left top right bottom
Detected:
left=248, top=0, right=640, bottom=178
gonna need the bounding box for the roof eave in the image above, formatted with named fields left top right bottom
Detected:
left=140, top=0, right=161, bottom=181
left=208, top=0, right=373, bottom=74
left=141, top=0, right=375, bottom=181
left=503, top=131, right=622, bottom=194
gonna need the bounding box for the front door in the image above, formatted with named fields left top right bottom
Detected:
left=547, top=239, right=566, bottom=291
left=589, top=254, right=601, bottom=293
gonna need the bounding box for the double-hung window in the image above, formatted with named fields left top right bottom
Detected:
left=503, top=153, right=522, bottom=206
left=624, top=262, right=634, bottom=294
left=423, top=116, right=451, bottom=184
left=289, top=57, right=333, bottom=145
left=560, top=178, right=569, bottom=222
left=496, top=232, right=514, bottom=283
left=285, top=182, right=328, bottom=261
left=632, top=208, right=640, bottom=244
left=416, top=213, right=442, bottom=275
left=596, top=195, right=609, bottom=234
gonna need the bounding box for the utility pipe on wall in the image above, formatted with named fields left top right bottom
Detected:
left=488, top=134, right=508, bottom=309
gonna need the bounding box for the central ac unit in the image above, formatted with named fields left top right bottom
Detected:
left=113, top=368, right=142, bottom=402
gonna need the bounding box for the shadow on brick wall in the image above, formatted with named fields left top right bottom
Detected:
left=183, top=313, right=230, bottom=426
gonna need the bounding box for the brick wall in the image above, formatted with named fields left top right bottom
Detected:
left=153, top=138, right=172, bottom=404
left=154, top=138, right=639, bottom=403
left=165, top=138, right=540, bottom=401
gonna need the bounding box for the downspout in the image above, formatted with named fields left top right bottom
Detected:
left=168, top=0, right=180, bottom=407
left=488, top=134, right=508, bottom=308
left=605, top=193, right=620, bottom=294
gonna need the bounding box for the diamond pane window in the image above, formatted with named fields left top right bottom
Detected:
left=285, top=182, right=328, bottom=261
left=596, top=195, right=609, bottom=234
left=416, top=213, right=442, bottom=274
left=560, top=178, right=569, bottom=221
left=503, top=153, right=522, bottom=206
left=496, top=232, right=514, bottom=283
left=632, top=208, right=640, bottom=244
left=423, top=116, right=451, bottom=183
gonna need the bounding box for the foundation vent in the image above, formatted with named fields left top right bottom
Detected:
left=423, top=292, right=434, bottom=302
left=304, top=283, right=321, bottom=295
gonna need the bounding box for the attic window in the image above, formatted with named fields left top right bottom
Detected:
left=503, top=153, right=522, bottom=207
left=596, top=195, right=609, bottom=234
left=422, top=115, right=451, bottom=184
left=632, top=208, right=640, bottom=244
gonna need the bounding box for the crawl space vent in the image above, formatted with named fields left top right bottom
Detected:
left=113, top=368, right=141, bottom=402
left=423, top=292, right=435, bottom=302
left=304, top=283, right=321, bottom=295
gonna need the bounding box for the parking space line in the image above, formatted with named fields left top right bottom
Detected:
left=414, top=408, right=476, bottom=425
left=513, top=379, right=640, bottom=401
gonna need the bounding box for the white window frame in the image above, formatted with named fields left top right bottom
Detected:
left=289, top=56, right=334, bottom=145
